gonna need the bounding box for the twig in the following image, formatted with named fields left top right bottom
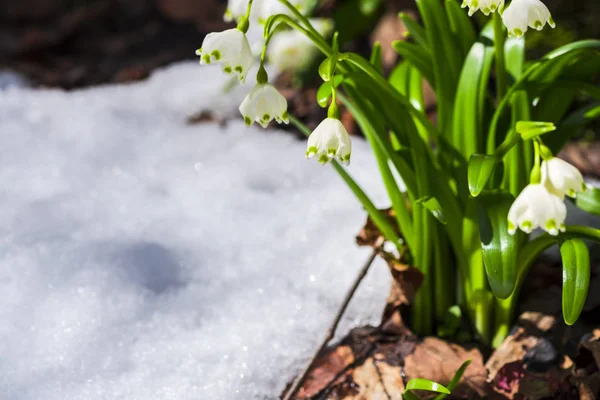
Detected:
left=283, top=239, right=383, bottom=400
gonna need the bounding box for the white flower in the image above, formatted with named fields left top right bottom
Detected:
left=268, top=19, right=333, bottom=72
left=306, top=118, right=352, bottom=165
left=541, top=157, right=585, bottom=198
left=508, top=184, right=566, bottom=236
left=255, top=0, right=310, bottom=23
left=224, top=0, right=310, bottom=24
left=461, top=0, right=504, bottom=16
left=196, top=29, right=253, bottom=82
left=239, top=83, right=289, bottom=128
left=501, top=0, right=555, bottom=38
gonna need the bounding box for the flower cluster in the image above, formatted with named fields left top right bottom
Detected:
left=196, top=0, right=352, bottom=165
left=508, top=158, right=585, bottom=236
left=462, top=0, right=555, bottom=37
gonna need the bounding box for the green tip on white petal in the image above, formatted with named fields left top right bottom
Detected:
left=521, top=220, right=533, bottom=233
left=546, top=219, right=558, bottom=235
left=507, top=220, right=516, bottom=235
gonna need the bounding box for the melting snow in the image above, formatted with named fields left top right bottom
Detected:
left=0, top=64, right=392, bottom=400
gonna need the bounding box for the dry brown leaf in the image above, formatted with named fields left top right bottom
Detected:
left=486, top=328, right=540, bottom=382
left=349, top=358, right=405, bottom=400
left=296, top=345, right=355, bottom=399
left=404, top=337, right=487, bottom=397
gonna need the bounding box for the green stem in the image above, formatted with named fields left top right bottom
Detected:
left=492, top=226, right=600, bottom=347
left=339, top=91, right=416, bottom=253
left=493, top=13, right=508, bottom=100
left=289, top=114, right=403, bottom=246
left=339, top=53, right=441, bottom=147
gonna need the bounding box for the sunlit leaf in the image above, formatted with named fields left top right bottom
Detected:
left=468, top=154, right=499, bottom=197
left=560, top=238, right=591, bottom=325
left=476, top=190, right=518, bottom=299
left=417, top=196, right=447, bottom=224
left=405, top=378, right=451, bottom=394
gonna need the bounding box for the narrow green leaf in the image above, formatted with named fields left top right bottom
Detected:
left=438, top=305, right=462, bottom=337
left=515, top=121, right=556, bottom=140
left=445, top=0, right=476, bottom=58
left=452, top=40, right=494, bottom=158
left=434, top=360, right=472, bottom=400
left=543, top=39, right=600, bottom=60
left=417, top=196, right=447, bottom=224
left=402, top=391, right=420, bottom=400
left=405, top=379, right=451, bottom=394
left=574, top=185, right=600, bottom=216
left=560, top=239, right=591, bottom=325
left=398, top=12, right=429, bottom=49
left=468, top=154, right=499, bottom=197
left=392, top=41, right=436, bottom=87
left=476, top=190, right=518, bottom=299
left=415, top=0, right=459, bottom=133
left=370, top=42, right=384, bottom=73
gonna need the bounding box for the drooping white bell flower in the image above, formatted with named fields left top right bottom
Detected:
left=239, top=83, right=289, bottom=128
left=461, top=0, right=504, bottom=16
left=508, top=184, right=566, bottom=236
left=196, top=29, right=253, bottom=82
left=541, top=157, right=585, bottom=198
left=268, top=19, right=333, bottom=72
left=501, top=0, right=555, bottom=38
left=306, top=118, right=352, bottom=165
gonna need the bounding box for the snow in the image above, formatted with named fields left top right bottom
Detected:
left=0, top=63, right=392, bottom=400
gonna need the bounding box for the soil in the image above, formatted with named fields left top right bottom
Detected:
left=280, top=217, right=600, bottom=399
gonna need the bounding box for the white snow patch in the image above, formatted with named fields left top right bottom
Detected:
left=0, top=62, right=391, bottom=400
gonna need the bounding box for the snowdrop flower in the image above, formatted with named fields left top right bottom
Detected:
left=239, top=83, right=289, bottom=128
left=306, top=118, right=352, bottom=165
left=196, top=29, right=253, bottom=82
left=542, top=157, right=585, bottom=198
left=508, top=184, right=566, bottom=236
left=268, top=19, right=333, bottom=72
left=502, top=0, right=555, bottom=37
left=461, top=0, right=504, bottom=16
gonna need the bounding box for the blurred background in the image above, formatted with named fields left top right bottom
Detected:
left=1, top=0, right=598, bottom=89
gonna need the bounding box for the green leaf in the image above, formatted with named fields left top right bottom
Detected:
left=392, top=41, right=435, bottom=87
left=476, top=190, right=518, bottom=299
left=405, top=379, right=451, bottom=394
left=452, top=40, right=494, bottom=158
left=515, top=121, right=556, bottom=140
left=417, top=196, right=447, bottom=224
left=402, top=392, right=420, bottom=400
left=316, top=74, right=345, bottom=107
left=415, top=0, right=460, bottom=133
left=434, top=360, right=471, bottom=400
left=398, top=12, right=429, bottom=49
left=574, top=185, right=600, bottom=216
left=370, top=42, right=383, bottom=73
left=445, top=0, right=476, bottom=59
left=437, top=305, right=462, bottom=337
left=468, top=154, right=499, bottom=197
left=560, top=238, right=591, bottom=325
